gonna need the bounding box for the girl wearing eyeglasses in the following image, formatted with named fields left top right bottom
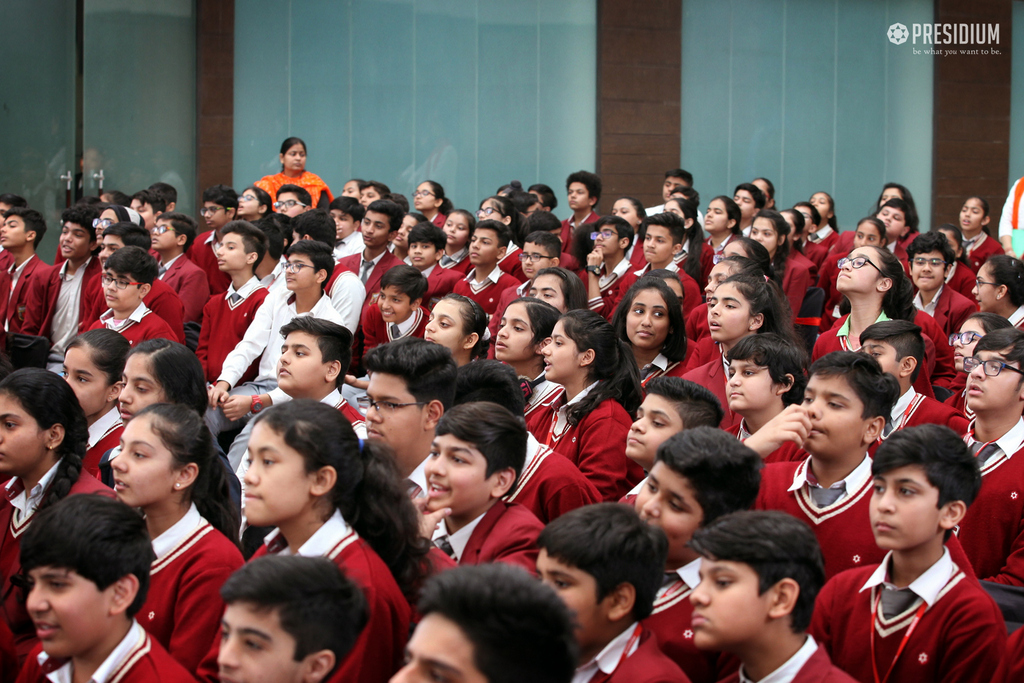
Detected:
left=254, top=137, right=333, bottom=208
left=477, top=195, right=526, bottom=281
left=972, top=254, right=1024, bottom=328
left=235, top=185, right=273, bottom=223
left=412, top=181, right=453, bottom=228
left=946, top=312, right=1013, bottom=416
left=816, top=216, right=887, bottom=333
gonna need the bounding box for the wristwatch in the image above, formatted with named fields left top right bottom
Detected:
left=586, top=265, right=601, bottom=275
left=250, top=395, right=264, bottom=414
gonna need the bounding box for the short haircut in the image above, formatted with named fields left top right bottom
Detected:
left=0, top=193, right=28, bottom=208
left=973, top=327, right=1024, bottom=369
left=523, top=231, right=561, bottom=259
left=103, top=222, right=152, bottom=249
left=655, top=427, right=762, bottom=525
left=221, top=220, right=269, bottom=269
left=220, top=556, right=368, bottom=672
left=417, top=564, right=577, bottom=683
left=328, top=195, right=366, bottom=223
left=61, top=205, right=100, bottom=239
left=408, top=222, right=447, bottom=251
left=734, top=182, right=766, bottom=210
left=526, top=210, right=562, bottom=235
left=593, top=215, right=634, bottom=248
left=285, top=239, right=334, bottom=286
left=2, top=206, right=46, bottom=247
left=361, top=180, right=391, bottom=196
left=380, top=264, right=428, bottom=302
left=292, top=209, right=336, bottom=246
left=860, top=320, right=925, bottom=383
left=435, top=402, right=527, bottom=481
left=808, top=351, right=899, bottom=420
left=279, top=317, right=353, bottom=386
left=644, top=377, right=724, bottom=428
left=874, top=425, right=982, bottom=513
left=473, top=219, right=511, bottom=248
left=148, top=181, right=177, bottom=205
left=566, top=171, right=602, bottom=202
left=665, top=168, right=694, bottom=185
left=906, top=231, right=954, bottom=266
left=365, top=199, right=405, bottom=232
left=156, top=211, right=198, bottom=251
left=132, top=188, right=167, bottom=213
left=537, top=503, right=667, bottom=621
left=690, top=510, right=825, bottom=633
left=453, top=360, right=526, bottom=413
left=793, top=201, right=821, bottom=228
left=363, top=336, right=457, bottom=409
left=528, top=183, right=559, bottom=211
left=256, top=214, right=287, bottom=261
left=21, top=495, right=154, bottom=617
left=277, top=183, right=312, bottom=207
left=105, top=245, right=159, bottom=285
left=642, top=211, right=686, bottom=245
left=386, top=193, right=410, bottom=213
left=203, top=184, right=238, bottom=210
left=727, top=333, right=809, bottom=406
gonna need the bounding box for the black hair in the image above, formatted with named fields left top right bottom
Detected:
left=523, top=231, right=562, bottom=259
left=974, top=327, right=1024, bottom=370
left=365, top=199, right=405, bottom=232
left=734, top=182, right=766, bottom=210
left=592, top=215, right=634, bottom=250
left=253, top=401, right=430, bottom=600
left=933, top=223, right=971, bottom=267
left=781, top=208, right=806, bottom=240
left=874, top=183, right=919, bottom=234
left=203, top=184, right=239, bottom=211
left=0, top=369, right=89, bottom=511
left=690, top=510, right=825, bottom=633
left=104, top=245, right=159, bottom=285
left=408, top=223, right=447, bottom=251
left=436, top=402, right=527, bottom=482
left=726, top=333, right=809, bottom=406
left=384, top=193, right=409, bottom=213
left=981, top=254, right=1024, bottom=307
left=0, top=193, right=28, bottom=208
left=134, top=403, right=240, bottom=547
left=474, top=217, right=513, bottom=249
left=66, top=328, right=130, bottom=386
left=132, top=188, right=168, bottom=214
left=855, top=216, right=888, bottom=246
left=718, top=273, right=796, bottom=342
left=256, top=214, right=287, bottom=261
left=566, top=170, right=602, bottom=203
left=505, top=296, right=561, bottom=346
left=558, top=310, right=643, bottom=422
left=537, top=503, right=667, bottom=621
left=661, top=199, right=704, bottom=281
left=433, top=294, right=489, bottom=360
left=873, top=424, right=981, bottom=513
left=753, top=177, right=775, bottom=202
left=753, top=210, right=791, bottom=281
left=220, top=556, right=368, bottom=673
left=808, top=351, right=899, bottom=420
left=361, top=180, right=392, bottom=197
left=21, top=495, right=154, bottom=617
left=644, top=377, right=724, bottom=428
left=860, top=320, right=925, bottom=383
left=126, top=340, right=207, bottom=416
left=149, top=182, right=177, bottom=204
left=221, top=220, right=269, bottom=270
left=533, top=267, right=588, bottom=312
left=665, top=168, right=694, bottom=185
left=279, top=317, right=354, bottom=387
left=453, top=360, right=526, bottom=413
left=528, top=183, right=559, bottom=211
left=328, top=195, right=366, bottom=223
left=285, top=239, right=334, bottom=288
left=279, top=136, right=306, bottom=156
left=966, top=310, right=1013, bottom=335
left=723, top=239, right=775, bottom=282
left=420, top=180, right=453, bottom=216
left=104, top=190, right=134, bottom=207
left=240, top=185, right=274, bottom=219
left=708, top=196, right=742, bottom=235
left=61, top=205, right=101, bottom=241
left=380, top=264, right=428, bottom=302
left=103, top=222, right=152, bottom=250
left=509, top=189, right=540, bottom=218
left=855, top=246, right=917, bottom=321
left=291, top=209, right=336, bottom=247
left=277, top=184, right=312, bottom=208
left=417, top=564, right=577, bottom=683
left=2, top=207, right=46, bottom=248
left=612, top=277, right=687, bottom=364
left=792, top=201, right=821, bottom=229
left=525, top=210, right=562, bottom=238
left=363, top=336, right=458, bottom=409
left=642, top=211, right=686, bottom=247
left=155, top=211, right=198, bottom=252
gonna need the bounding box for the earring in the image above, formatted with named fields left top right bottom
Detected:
left=174, top=484, right=180, bottom=489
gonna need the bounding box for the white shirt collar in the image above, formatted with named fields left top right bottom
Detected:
left=859, top=547, right=955, bottom=607
left=100, top=301, right=149, bottom=328
left=59, top=256, right=91, bottom=280
left=160, top=254, right=183, bottom=272
left=260, top=260, right=285, bottom=288
left=469, top=265, right=503, bottom=286
left=787, top=454, right=873, bottom=500
left=524, top=432, right=542, bottom=471
left=263, top=509, right=351, bottom=557
left=227, top=276, right=262, bottom=301
left=5, top=461, right=61, bottom=522
left=434, top=510, right=488, bottom=562
left=362, top=250, right=385, bottom=268
left=890, top=387, right=919, bottom=424
left=151, top=503, right=202, bottom=560
left=407, top=458, right=429, bottom=498
left=886, top=240, right=897, bottom=254
left=87, top=406, right=122, bottom=449
left=812, top=225, right=834, bottom=241
left=320, top=388, right=342, bottom=407
left=1009, top=305, right=1024, bottom=328
left=738, top=635, right=818, bottom=683
left=913, top=285, right=942, bottom=316
left=420, top=264, right=436, bottom=279
left=40, top=620, right=147, bottom=683
left=393, top=310, right=419, bottom=336
left=600, top=257, right=633, bottom=288
left=675, top=557, right=702, bottom=590
left=9, top=253, right=34, bottom=277
left=572, top=623, right=641, bottom=683
left=968, top=416, right=1024, bottom=461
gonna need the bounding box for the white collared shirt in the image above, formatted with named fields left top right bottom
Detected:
left=333, top=232, right=363, bottom=260
left=420, top=264, right=436, bottom=279
left=259, top=260, right=286, bottom=292
left=859, top=547, right=955, bottom=607
left=599, top=257, right=632, bottom=290
left=159, top=254, right=183, bottom=277
left=441, top=247, right=468, bottom=267
left=572, top=622, right=641, bottom=683
left=738, top=635, right=818, bottom=683
left=1009, top=305, right=1024, bottom=328
left=913, top=285, right=942, bottom=316
left=87, top=406, right=122, bottom=449
left=627, top=476, right=647, bottom=497
left=151, top=503, right=202, bottom=560
left=890, top=387, right=919, bottom=427
left=50, top=257, right=91, bottom=355
left=392, top=310, right=419, bottom=337
left=468, top=265, right=503, bottom=288
left=660, top=558, right=701, bottom=598
left=788, top=455, right=873, bottom=505
left=99, top=301, right=149, bottom=331
left=5, top=461, right=60, bottom=524
left=811, top=225, right=834, bottom=242
left=407, top=458, right=429, bottom=499
left=7, top=253, right=34, bottom=294
left=226, top=276, right=263, bottom=304
left=265, top=509, right=351, bottom=557
left=327, top=270, right=366, bottom=335
left=552, top=381, right=600, bottom=435
left=39, top=620, right=147, bottom=683
left=967, top=416, right=1024, bottom=463
left=642, top=353, right=671, bottom=379
left=433, top=511, right=487, bottom=562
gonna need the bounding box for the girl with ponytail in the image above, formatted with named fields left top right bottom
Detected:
left=412, top=180, right=453, bottom=228
left=109, top=403, right=242, bottom=674
left=527, top=309, right=644, bottom=501
left=0, top=368, right=114, bottom=660
left=751, top=209, right=815, bottom=316
left=239, top=400, right=427, bottom=682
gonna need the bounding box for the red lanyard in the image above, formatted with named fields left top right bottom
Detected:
left=613, top=624, right=643, bottom=673
left=543, top=406, right=569, bottom=448
left=870, top=591, right=927, bottom=683
left=890, top=395, right=921, bottom=434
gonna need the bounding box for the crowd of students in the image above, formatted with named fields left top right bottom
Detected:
left=2, top=136, right=1024, bottom=682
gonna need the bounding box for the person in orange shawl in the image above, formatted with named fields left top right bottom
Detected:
left=256, top=136, right=334, bottom=209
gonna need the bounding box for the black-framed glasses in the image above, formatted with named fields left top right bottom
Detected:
left=519, top=252, right=549, bottom=263
left=949, top=331, right=983, bottom=346
left=101, top=274, right=143, bottom=290
left=838, top=256, right=884, bottom=275
left=476, top=207, right=499, bottom=219
left=199, top=206, right=225, bottom=216
left=412, top=190, right=435, bottom=198
left=911, top=257, right=949, bottom=268
left=356, top=396, right=427, bottom=414
left=590, top=230, right=617, bottom=240
left=283, top=262, right=316, bottom=273
left=274, top=200, right=307, bottom=211
left=975, top=278, right=998, bottom=288
left=963, top=356, right=1024, bottom=377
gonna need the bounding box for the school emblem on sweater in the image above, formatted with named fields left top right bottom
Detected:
left=918, top=653, right=928, bottom=664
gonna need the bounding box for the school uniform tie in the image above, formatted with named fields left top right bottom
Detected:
left=228, top=292, right=242, bottom=305
left=880, top=586, right=920, bottom=619
left=434, top=536, right=456, bottom=559
left=359, top=259, right=374, bottom=284
left=440, top=254, right=455, bottom=268
left=390, top=324, right=401, bottom=339
left=158, top=265, right=168, bottom=277
left=882, top=419, right=895, bottom=438
left=405, top=480, right=423, bottom=499
left=971, top=441, right=1002, bottom=466
left=809, top=484, right=846, bottom=508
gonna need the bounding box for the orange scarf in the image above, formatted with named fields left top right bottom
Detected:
left=256, top=171, right=333, bottom=207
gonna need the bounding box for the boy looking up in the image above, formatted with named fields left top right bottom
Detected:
left=408, top=222, right=462, bottom=308
left=151, top=212, right=210, bottom=324
left=537, top=503, right=690, bottom=683
left=689, top=511, right=854, bottom=683
left=88, top=246, right=177, bottom=345
left=811, top=425, right=1006, bottom=682
left=188, top=184, right=237, bottom=294
left=130, top=188, right=167, bottom=230
left=329, top=195, right=365, bottom=260
left=0, top=207, right=47, bottom=335
left=732, top=183, right=765, bottom=236
left=560, top=170, right=601, bottom=248
left=274, top=184, right=312, bottom=218
left=452, top=219, right=520, bottom=317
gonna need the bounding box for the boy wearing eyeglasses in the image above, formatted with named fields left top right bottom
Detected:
left=957, top=327, right=1024, bottom=584
left=584, top=215, right=633, bottom=321
left=274, top=184, right=312, bottom=218
left=907, top=232, right=976, bottom=338
left=88, top=246, right=177, bottom=345
left=151, top=212, right=210, bottom=324
left=188, top=183, right=237, bottom=294
left=486, top=230, right=561, bottom=344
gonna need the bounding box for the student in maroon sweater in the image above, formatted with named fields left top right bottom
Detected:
left=689, top=511, right=855, bottom=683
left=494, top=297, right=563, bottom=419
left=188, top=184, right=236, bottom=295
left=613, top=277, right=688, bottom=386
left=635, top=427, right=762, bottom=683
left=393, top=563, right=578, bottom=683
left=16, top=496, right=195, bottom=683
left=360, top=265, right=429, bottom=357
left=452, top=220, right=520, bottom=317
left=151, top=212, right=210, bottom=324
left=584, top=215, right=635, bottom=320
left=906, top=232, right=977, bottom=339
left=218, top=556, right=368, bottom=683
left=811, top=425, right=1006, bottom=682
left=488, top=231, right=562, bottom=345
left=406, top=222, right=462, bottom=308
left=0, top=207, right=48, bottom=335
left=88, top=247, right=177, bottom=346
left=537, top=503, right=690, bottom=683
